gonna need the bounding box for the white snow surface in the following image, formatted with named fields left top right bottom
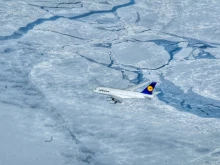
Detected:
left=1, top=0, right=220, bottom=165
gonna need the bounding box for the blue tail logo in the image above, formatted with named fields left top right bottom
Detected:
left=141, top=82, right=157, bottom=95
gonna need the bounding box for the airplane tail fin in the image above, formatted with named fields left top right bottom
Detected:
left=141, top=82, right=157, bottom=95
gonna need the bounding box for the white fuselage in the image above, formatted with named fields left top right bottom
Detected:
left=94, top=87, right=153, bottom=99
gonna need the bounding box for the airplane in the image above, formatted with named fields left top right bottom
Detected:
left=93, top=81, right=159, bottom=104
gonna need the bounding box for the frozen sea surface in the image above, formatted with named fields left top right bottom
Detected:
left=1, top=0, right=220, bottom=165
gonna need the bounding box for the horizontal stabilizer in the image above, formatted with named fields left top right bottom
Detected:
left=152, top=91, right=160, bottom=96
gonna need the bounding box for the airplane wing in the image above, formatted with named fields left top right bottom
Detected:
left=110, top=94, right=124, bottom=103
left=125, top=81, right=150, bottom=91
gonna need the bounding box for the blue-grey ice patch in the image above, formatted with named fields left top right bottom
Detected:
left=159, top=1, right=220, bottom=43
left=161, top=60, right=220, bottom=101
left=20, top=17, right=124, bottom=48
left=112, top=41, right=170, bottom=69
left=0, top=104, right=71, bottom=165
left=0, top=41, right=78, bottom=165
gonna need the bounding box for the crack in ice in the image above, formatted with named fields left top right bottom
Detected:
left=35, top=29, right=90, bottom=40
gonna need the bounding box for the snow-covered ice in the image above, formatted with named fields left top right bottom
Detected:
left=1, top=0, right=220, bottom=165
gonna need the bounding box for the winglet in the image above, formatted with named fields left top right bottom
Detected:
left=141, top=82, right=157, bottom=95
